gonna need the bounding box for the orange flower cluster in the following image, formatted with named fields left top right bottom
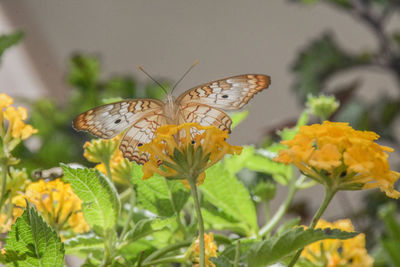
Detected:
left=139, top=123, right=242, bottom=185
left=275, top=121, right=400, bottom=198
left=301, top=219, right=373, bottom=267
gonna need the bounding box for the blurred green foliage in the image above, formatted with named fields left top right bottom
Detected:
left=0, top=31, right=23, bottom=60
left=290, top=0, right=400, bottom=140
left=288, top=0, right=400, bottom=265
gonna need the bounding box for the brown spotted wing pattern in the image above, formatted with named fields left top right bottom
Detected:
left=73, top=74, right=270, bottom=164
left=119, top=110, right=166, bottom=164
left=73, top=99, right=164, bottom=139
left=179, top=103, right=232, bottom=132
left=176, top=74, right=271, bottom=110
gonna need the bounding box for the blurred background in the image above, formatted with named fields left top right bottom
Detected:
left=0, top=0, right=399, bottom=265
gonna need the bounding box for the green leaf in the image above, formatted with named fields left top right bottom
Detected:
left=379, top=202, right=400, bottom=241
left=381, top=239, right=400, bottom=266
left=119, top=239, right=157, bottom=263
left=276, top=217, right=301, bottom=235
left=4, top=202, right=64, bottom=267
left=224, top=146, right=292, bottom=185
left=292, top=33, right=367, bottom=101
left=378, top=203, right=400, bottom=266
left=131, top=163, right=189, bottom=217
left=0, top=31, right=23, bottom=59
left=202, top=207, right=248, bottom=236
left=210, top=257, right=232, bottom=267
left=230, top=110, right=249, bottom=129
left=64, top=233, right=104, bottom=255
left=201, top=163, right=258, bottom=236
left=215, top=239, right=257, bottom=266
left=247, top=227, right=358, bottom=267
left=61, top=164, right=120, bottom=235
left=122, top=217, right=173, bottom=243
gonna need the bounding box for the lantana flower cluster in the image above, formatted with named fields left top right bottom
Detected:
left=84, top=134, right=133, bottom=185
left=139, top=123, right=242, bottom=185
left=0, top=94, right=37, bottom=142
left=275, top=121, right=400, bottom=198
left=301, top=219, right=373, bottom=267
left=0, top=93, right=37, bottom=161
left=13, top=179, right=89, bottom=233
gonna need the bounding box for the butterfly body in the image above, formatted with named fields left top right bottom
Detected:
left=73, top=74, right=271, bottom=164
left=163, top=94, right=180, bottom=124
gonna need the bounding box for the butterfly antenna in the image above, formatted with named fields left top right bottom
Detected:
left=138, top=65, right=169, bottom=95
left=171, top=60, right=198, bottom=93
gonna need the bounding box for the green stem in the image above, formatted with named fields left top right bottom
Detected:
left=119, top=187, right=133, bottom=203
left=234, top=240, right=241, bottom=267
left=103, top=158, right=113, bottom=181
left=259, top=175, right=300, bottom=237
left=264, top=200, right=270, bottom=222
left=143, top=240, right=192, bottom=263
left=0, top=161, right=8, bottom=212
left=136, top=251, right=145, bottom=267
left=100, top=230, right=116, bottom=267
left=119, top=189, right=136, bottom=242
left=189, top=179, right=205, bottom=267
left=164, top=178, right=187, bottom=238
left=287, top=187, right=337, bottom=267
left=141, top=254, right=187, bottom=266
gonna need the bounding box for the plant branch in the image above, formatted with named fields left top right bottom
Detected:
left=0, top=161, right=8, bottom=211
left=189, top=179, right=205, bottom=267
left=142, top=254, right=187, bottom=266
left=142, top=240, right=192, bottom=263
left=234, top=240, right=241, bottom=267
left=287, top=187, right=337, bottom=267
left=119, top=188, right=136, bottom=242
left=258, top=175, right=302, bottom=237
left=164, top=178, right=187, bottom=237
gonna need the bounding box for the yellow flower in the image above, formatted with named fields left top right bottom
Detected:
left=83, top=135, right=120, bottom=163
left=13, top=178, right=90, bottom=233
left=87, top=134, right=134, bottom=184
left=139, top=123, right=242, bottom=185
left=5, top=168, right=30, bottom=199
left=0, top=94, right=37, bottom=166
left=0, top=93, right=13, bottom=109
left=191, top=232, right=218, bottom=267
left=0, top=214, right=13, bottom=233
left=300, top=219, right=373, bottom=267
left=4, top=106, right=37, bottom=140
left=96, top=148, right=134, bottom=185
left=0, top=206, right=27, bottom=234
left=275, top=121, right=400, bottom=198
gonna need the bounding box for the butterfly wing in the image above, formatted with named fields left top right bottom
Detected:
left=119, top=109, right=166, bottom=164
left=73, top=99, right=164, bottom=139
left=176, top=74, right=270, bottom=110
left=179, top=103, right=232, bottom=132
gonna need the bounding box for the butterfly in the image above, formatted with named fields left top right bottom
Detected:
left=73, top=74, right=271, bottom=164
